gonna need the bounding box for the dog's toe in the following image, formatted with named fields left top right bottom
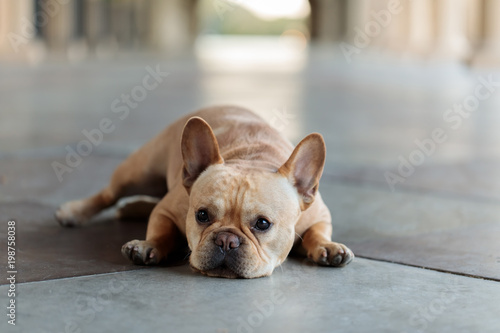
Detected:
left=327, top=243, right=354, bottom=266
left=309, top=242, right=354, bottom=267
left=331, top=254, right=343, bottom=266
left=121, top=240, right=161, bottom=265
left=340, top=246, right=355, bottom=266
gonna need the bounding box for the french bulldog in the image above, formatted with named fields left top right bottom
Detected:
left=56, top=106, right=354, bottom=278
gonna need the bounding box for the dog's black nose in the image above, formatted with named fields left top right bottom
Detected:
left=215, top=232, right=240, bottom=251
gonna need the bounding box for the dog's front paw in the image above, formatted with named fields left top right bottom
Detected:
left=121, top=240, right=162, bottom=265
left=55, top=200, right=93, bottom=227
left=308, top=242, right=354, bottom=267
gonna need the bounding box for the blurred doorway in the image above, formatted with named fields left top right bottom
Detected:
left=194, top=0, right=311, bottom=72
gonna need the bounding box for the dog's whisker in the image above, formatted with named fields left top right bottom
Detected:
left=295, top=232, right=303, bottom=241
left=183, top=251, right=192, bottom=261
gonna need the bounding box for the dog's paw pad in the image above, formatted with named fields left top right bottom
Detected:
left=121, top=240, right=161, bottom=266
left=309, top=242, right=354, bottom=267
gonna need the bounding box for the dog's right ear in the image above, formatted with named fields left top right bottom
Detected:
left=278, top=133, right=326, bottom=210
left=181, top=117, right=223, bottom=191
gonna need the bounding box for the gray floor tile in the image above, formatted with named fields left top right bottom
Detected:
left=326, top=158, right=500, bottom=202
left=0, top=201, right=150, bottom=284
left=1, top=258, right=498, bottom=333
left=323, top=183, right=500, bottom=280
left=0, top=156, right=123, bottom=206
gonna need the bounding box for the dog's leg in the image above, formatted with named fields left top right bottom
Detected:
left=55, top=188, right=117, bottom=227
left=121, top=194, right=183, bottom=265
left=301, top=222, right=354, bottom=266
left=115, top=195, right=161, bottom=220
left=55, top=150, right=167, bottom=227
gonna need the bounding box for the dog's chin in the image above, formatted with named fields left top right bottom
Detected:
left=189, top=244, right=272, bottom=279
left=191, top=262, right=273, bottom=279
left=191, top=264, right=241, bottom=279
left=190, top=255, right=252, bottom=279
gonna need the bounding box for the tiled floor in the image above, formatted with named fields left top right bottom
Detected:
left=1, top=46, right=500, bottom=332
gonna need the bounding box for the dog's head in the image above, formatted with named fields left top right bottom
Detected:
left=181, top=117, right=326, bottom=278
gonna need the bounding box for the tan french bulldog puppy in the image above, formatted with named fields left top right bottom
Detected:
left=56, top=106, right=353, bottom=278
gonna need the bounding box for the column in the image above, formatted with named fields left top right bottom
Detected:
left=42, top=0, right=76, bottom=52
left=465, top=0, right=483, bottom=51
left=342, top=0, right=408, bottom=57
left=309, top=0, right=345, bottom=43
left=83, top=0, right=107, bottom=52
left=344, top=0, right=370, bottom=43
left=0, top=0, right=35, bottom=60
left=472, top=0, right=500, bottom=66
left=0, top=0, right=10, bottom=54
left=147, top=0, right=196, bottom=53
left=406, top=0, right=434, bottom=56
left=373, top=0, right=408, bottom=54
left=110, top=0, right=133, bottom=48
left=431, top=0, right=469, bottom=61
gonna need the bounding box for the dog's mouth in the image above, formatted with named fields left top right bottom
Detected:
left=190, top=250, right=246, bottom=279
left=191, top=263, right=242, bottom=279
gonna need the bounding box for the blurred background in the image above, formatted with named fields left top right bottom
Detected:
left=2, top=0, right=500, bottom=182
left=1, top=0, right=500, bottom=65
left=2, top=0, right=500, bottom=197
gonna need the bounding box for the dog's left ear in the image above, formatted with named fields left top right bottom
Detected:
left=181, top=117, right=223, bottom=191
left=278, top=133, right=326, bottom=210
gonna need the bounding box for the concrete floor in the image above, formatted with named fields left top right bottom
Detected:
left=1, top=44, right=500, bottom=332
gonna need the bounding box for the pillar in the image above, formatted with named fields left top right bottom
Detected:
left=472, top=0, right=500, bottom=66
left=148, top=0, right=196, bottom=53
left=83, top=0, right=107, bottom=52
left=42, top=0, right=76, bottom=52
left=0, top=0, right=35, bottom=60
left=309, top=0, right=345, bottom=43
left=406, top=0, right=434, bottom=56
left=431, top=0, right=469, bottom=61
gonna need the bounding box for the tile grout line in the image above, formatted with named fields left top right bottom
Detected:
left=0, top=268, right=151, bottom=287
left=355, top=254, right=500, bottom=283
left=1, top=257, right=498, bottom=286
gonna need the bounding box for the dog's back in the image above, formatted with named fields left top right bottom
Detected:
left=155, top=106, right=295, bottom=190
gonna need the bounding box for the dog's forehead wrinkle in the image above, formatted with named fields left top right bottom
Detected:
left=196, top=167, right=299, bottom=228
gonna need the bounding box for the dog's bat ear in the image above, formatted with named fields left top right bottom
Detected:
left=181, top=117, right=224, bottom=191
left=278, top=133, right=326, bottom=210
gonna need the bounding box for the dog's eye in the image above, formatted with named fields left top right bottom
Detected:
left=196, top=209, right=210, bottom=223
left=255, top=218, right=271, bottom=231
